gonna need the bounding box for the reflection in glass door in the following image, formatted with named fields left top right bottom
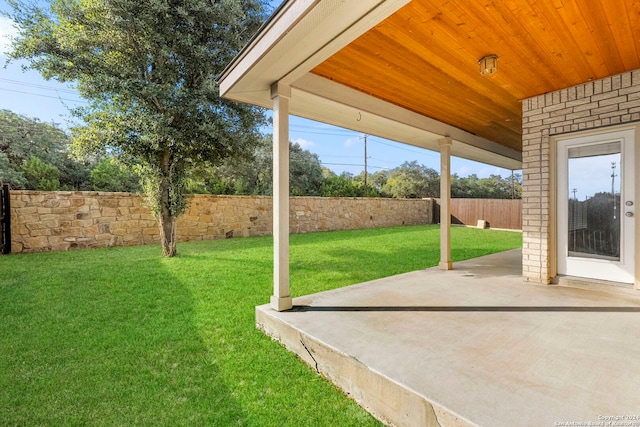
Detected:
left=567, top=143, right=621, bottom=261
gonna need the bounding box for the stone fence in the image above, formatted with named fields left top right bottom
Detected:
left=8, top=191, right=435, bottom=254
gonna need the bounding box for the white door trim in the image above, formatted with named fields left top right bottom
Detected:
left=555, top=126, right=636, bottom=284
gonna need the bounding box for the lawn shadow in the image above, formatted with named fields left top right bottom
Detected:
left=176, top=234, right=274, bottom=254
left=0, top=251, right=248, bottom=426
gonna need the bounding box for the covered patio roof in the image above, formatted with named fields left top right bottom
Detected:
left=218, top=0, right=640, bottom=170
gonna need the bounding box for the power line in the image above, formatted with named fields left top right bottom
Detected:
left=0, top=87, right=87, bottom=104
left=321, top=162, right=364, bottom=167
left=288, top=123, right=444, bottom=160
left=367, top=136, right=439, bottom=157
left=369, top=156, right=400, bottom=165
left=289, top=129, right=357, bottom=137
left=0, top=77, right=78, bottom=95
left=321, top=162, right=388, bottom=171
left=289, top=123, right=355, bottom=133
left=288, top=125, right=442, bottom=161
left=318, top=155, right=362, bottom=159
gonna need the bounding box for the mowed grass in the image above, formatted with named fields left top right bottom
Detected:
left=0, top=225, right=521, bottom=426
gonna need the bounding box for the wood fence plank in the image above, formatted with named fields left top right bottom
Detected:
left=437, top=198, right=522, bottom=230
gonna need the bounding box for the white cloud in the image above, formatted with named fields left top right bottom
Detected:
left=456, top=165, right=511, bottom=179
left=293, top=138, right=314, bottom=149
left=479, top=166, right=512, bottom=178
left=344, top=137, right=359, bottom=148
left=456, top=166, right=472, bottom=177
left=0, top=16, right=18, bottom=56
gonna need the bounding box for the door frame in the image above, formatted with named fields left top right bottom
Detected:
left=551, top=123, right=640, bottom=289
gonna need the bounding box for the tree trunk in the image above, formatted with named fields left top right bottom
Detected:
left=159, top=150, right=177, bottom=257
left=159, top=204, right=176, bottom=257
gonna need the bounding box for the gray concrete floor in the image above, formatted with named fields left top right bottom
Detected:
left=256, top=249, right=640, bottom=427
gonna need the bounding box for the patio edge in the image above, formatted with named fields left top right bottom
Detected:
left=256, top=304, right=476, bottom=427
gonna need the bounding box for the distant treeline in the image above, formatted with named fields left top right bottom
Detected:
left=1, top=109, right=521, bottom=199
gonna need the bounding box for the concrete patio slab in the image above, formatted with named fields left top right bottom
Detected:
left=256, top=249, right=640, bottom=427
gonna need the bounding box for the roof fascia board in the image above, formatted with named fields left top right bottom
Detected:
left=219, top=0, right=410, bottom=98
left=218, top=0, right=317, bottom=95
left=278, top=0, right=411, bottom=87
left=293, top=73, right=523, bottom=165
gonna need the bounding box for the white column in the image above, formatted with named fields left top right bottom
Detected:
left=270, top=82, right=293, bottom=311
left=439, top=137, right=453, bottom=270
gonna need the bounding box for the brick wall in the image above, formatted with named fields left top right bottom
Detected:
left=521, top=69, right=640, bottom=283
left=8, top=191, right=434, bottom=253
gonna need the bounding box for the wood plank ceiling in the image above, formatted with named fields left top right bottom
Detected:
left=312, top=0, right=640, bottom=152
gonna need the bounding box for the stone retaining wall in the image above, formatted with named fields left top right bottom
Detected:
left=8, top=191, right=434, bottom=253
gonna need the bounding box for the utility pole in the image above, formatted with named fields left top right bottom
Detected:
left=360, top=134, right=368, bottom=197
left=510, top=170, right=515, bottom=199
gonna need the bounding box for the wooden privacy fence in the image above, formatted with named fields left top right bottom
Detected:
left=435, top=198, right=522, bottom=230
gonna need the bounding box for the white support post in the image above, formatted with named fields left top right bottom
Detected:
left=439, top=137, right=453, bottom=270
left=270, top=82, right=293, bottom=311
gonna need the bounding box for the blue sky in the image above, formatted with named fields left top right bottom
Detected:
left=0, top=3, right=517, bottom=178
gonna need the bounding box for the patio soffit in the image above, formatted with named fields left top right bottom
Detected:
left=218, top=0, right=640, bottom=170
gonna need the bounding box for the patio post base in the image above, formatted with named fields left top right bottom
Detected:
left=270, top=295, right=293, bottom=311
left=438, top=261, right=453, bottom=270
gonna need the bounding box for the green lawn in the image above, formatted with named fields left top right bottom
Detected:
left=0, top=225, right=521, bottom=426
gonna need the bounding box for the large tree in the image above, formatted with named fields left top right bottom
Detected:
left=451, top=173, right=522, bottom=199
left=0, top=109, right=91, bottom=190
left=382, top=161, right=439, bottom=199
left=5, top=0, right=267, bottom=256
left=185, top=136, right=325, bottom=197
left=321, top=172, right=360, bottom=198
left=90, top=156, right=141, bottom=193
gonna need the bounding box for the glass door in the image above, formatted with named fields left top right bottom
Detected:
left=567, top=142, right=621, bottom=261
left=557, top=129, right=635, bottom=283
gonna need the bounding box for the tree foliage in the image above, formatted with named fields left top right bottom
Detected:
left=0, top=152, right=27, bottom=188
left=21, top=156, right=61, bottom=190
left=0, top=109, right=91, bottom=190
left=382, top=161, right=439, bottom=198
left=185, top=134, right=271, bottom=195
left=321, top=173, right=361, bottom=197
left=329, top=162, right=521, bottom=200
left=185, top=136, right=324, bottom=197
left=90, top=157, right=141, bottom=192
left=451, top=173, right=522, bottom=199
left=352, top=170, right=385, bottom=197
left=0, top=107, right=523, bottom=200
left=5, top=0, right=268, bottom=256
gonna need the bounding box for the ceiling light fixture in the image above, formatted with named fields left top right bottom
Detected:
left=479, top=54, right=498, bottom=75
